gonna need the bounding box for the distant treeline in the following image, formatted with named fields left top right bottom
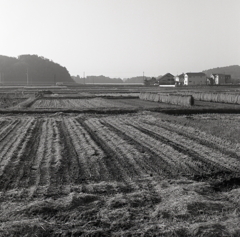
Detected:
left=72, top=65, right=240, bottom=85
left=0, top=55, right=75, bottom=85
left=72, top=75, right=151, bottom=84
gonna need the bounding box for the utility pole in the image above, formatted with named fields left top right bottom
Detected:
left=54, top=74, right=56, bottom=85
left=83, top=72, right=85, bottom=84
left=26, top=68, right=29, bottom=86
left=143, top=71, right=145, bottom=83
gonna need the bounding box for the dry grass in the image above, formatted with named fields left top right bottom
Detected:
left=0, top=110, right=240, bottom=236
left=140, top=92, right=194, bottom=106
left=182, top=91, right=240, bottom=104
left=0, top=178, right=240, bottom=236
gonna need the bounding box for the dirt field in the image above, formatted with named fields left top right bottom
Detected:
left=0, top=86, right=240, bottom=236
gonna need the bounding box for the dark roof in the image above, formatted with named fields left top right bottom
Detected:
left=161, top=73, right=174, bottom=77
left=212, top=73, right=231, bottom=77
left=158, top=73, right=174, bottom=80
left=185, top=72, right=206, bottom=76
left=177, top=73, right=184, bottom=78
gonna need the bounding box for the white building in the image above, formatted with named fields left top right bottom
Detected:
left=174, top=73, right=185, bottom=86
left=184, top=73, right=206, bottom=86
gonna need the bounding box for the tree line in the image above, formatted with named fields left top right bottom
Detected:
left=0, top=55, right=75, bottom=85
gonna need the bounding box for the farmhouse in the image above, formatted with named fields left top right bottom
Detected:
left=157, top=73, right=175, bottom=85
left=210, top=74, right=231, bottom=85
left=183, top=72, right=206, bottom=86
left=174, top=73, right=185, bottom=86
left=206, top=77, right=214, bottom=85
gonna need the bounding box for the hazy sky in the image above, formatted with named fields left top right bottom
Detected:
left=1, top=0, right=240, bottom=78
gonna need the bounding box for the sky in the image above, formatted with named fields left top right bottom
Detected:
left=1, top=0, right=240, bottom=78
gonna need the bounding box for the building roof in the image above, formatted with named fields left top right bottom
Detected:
left=212, top=73, right=231, bottom=77
left=177, top=73, right=184, bottom=78
left=158, top=73, right=174, bottom=80
left=185, top=72, right=206, bottom=76
left=162, top=73, right=174, bottom=77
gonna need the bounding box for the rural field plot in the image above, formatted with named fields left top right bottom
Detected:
left=31, top=98, right=135, bottom=109
left=97, top=114, right=240, bottom=175
left=115, top=97, right=240, bottom=110
left=0, top=92, right=28, bottom=108
left=157, top=112, right=240, bottom=144
left=0, top=113, right=240, bottom=236
left=114, top=98, right=181, bottom=109
left=94, top=92, right=140, bottom=97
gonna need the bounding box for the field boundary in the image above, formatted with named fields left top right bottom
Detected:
left=148, top=107, right=240, bottom=115
left=1, top=107, right=240, bottom=115
left=0, top=108, right=139, bottom=114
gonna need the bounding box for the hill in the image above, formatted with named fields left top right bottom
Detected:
left=203, top=65, right=240, bottom=83
left=0, top=55, right=75, bottom=85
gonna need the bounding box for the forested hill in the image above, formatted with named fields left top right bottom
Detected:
left=203, top=65, right=240, bottom=81
left=0, top=55, right=75, bottom=85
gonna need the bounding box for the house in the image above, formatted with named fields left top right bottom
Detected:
left=157, top=73, right=175, bottom=85
left=210, top=74, right=231, bottom=85
left=184, top=72, right=206, bottom=86
left=144, top=77, right=157, bottom=86
left=174, top=73, right=185, bottom=86
left=206, top=77, right=214, bottom=85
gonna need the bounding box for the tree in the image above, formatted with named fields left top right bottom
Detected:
left=0, top=54, right=75, bottom=85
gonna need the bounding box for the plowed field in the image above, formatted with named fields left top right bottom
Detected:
left=0, top=113, right=240, bottom=236
left=31, top=98, right=135, bottom=109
